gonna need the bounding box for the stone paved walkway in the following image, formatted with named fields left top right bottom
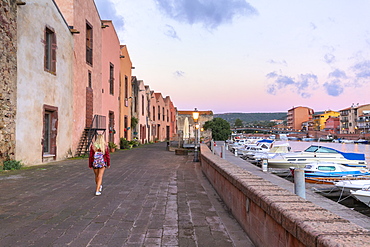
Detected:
left=0, top=143, right=254, bottom=246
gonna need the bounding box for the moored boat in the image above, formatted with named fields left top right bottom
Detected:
left=334, top=179, right=370, bottom=191
left=267, top=145, right=367, bottom=169
left=302, top=162, right=370, bottom=178
left=248, top=143, right=291, bottom=163
left=350, top=186, right=370, bottom=207
left=354, top=139, right=369, bottom=144
left=290, top=161, right=370, bottom=184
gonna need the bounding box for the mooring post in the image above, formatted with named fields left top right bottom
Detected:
left=262, top=159, right=268, bottom=172
left=294, top=168, right=306, bottom=199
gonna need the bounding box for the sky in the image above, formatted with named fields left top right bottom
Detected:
left=95, top=0, right=370, bottom=114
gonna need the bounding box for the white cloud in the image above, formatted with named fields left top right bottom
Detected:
left=154, top=0, right=258, bottom=29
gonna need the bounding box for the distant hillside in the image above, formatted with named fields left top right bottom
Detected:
left=214, top=112, right=286, bottom=124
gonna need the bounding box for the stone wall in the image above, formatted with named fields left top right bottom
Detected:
left=0, top=0, right=17, bottom=165
left=200, top=144, right=370, bottom=246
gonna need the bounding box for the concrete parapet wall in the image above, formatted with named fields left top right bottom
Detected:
left=199, top=144, right=370, bottom=247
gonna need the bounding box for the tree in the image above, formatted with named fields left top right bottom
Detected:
left=203, top=118, right=231, bottom=141
left=234, top=118, right=243, bottom=127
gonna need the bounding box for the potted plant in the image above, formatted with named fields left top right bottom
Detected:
left=108, top=142, right=118, bottom=152
left=120, top=138, right=130, bottom=149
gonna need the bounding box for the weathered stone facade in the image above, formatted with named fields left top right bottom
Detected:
left=0, top=0, right=17, bottom=165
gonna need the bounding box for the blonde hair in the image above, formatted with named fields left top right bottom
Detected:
left=93, top=134, right=106, bottom=154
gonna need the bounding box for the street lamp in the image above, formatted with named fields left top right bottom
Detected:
left=192, top=108, right=199, bottom=162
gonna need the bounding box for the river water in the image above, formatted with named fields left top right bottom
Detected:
left=274, top=140, right=370, bottom=166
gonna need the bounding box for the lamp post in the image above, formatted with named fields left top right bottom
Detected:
left=192, top=108, right=199, bottom=162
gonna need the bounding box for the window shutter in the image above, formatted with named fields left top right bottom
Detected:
left=44, top=29, right=47, bottom=70
left=51, top=32, right=57, bottom=73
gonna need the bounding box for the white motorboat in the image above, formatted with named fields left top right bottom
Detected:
left=334, top=179, right=370, bottom=191
left=299, top=162, right=370, bottom=178
left=240, top=139, right=274, bottom=158
left=266, top=145, right=367, bottom=169
left=350, top=186, right=370, bottom=207
left=229, top=138, right=260, bottom=154
left=247, top=143, right=292, bottom=163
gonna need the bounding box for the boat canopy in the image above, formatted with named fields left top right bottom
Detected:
left=257, top=139, right=274, bottom=143
left=304, top=145, right=366, bottom=161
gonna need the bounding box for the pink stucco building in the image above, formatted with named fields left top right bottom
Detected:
left=55, top=0, right=103, bottom=155
left=164, top=96, right=177, bottom=140
left=101, top=20, right=120, bottom=146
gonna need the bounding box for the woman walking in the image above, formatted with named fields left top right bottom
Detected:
left=89, top=134, right=110, bottom=196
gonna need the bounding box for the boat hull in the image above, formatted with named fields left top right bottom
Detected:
left=306, top=176, right=370, bottom=185
left=351, top=190, right=370, bottom=206
left=335, top=180, right=370, bottom=191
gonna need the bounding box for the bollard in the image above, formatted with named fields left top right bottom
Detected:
left=262, top=159, right=268, bottom=172
left=222, top=144, right=226, bottom=159
left=294, top=168, right=306, bottom=199
left=234, top=149, right=238, bottom=156
left=211, top=140, right=214, bottom=153
left=226, top=144, right=229, bottom=151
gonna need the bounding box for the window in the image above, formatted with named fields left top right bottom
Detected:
left=109, top=63, right=114, bottom=95
left=158, top=106, right=160, bottom=121
left=124, top=116, right=128, bottom=139
left=124, top=76, right=129, bottom=106
left=109, top=111, right=114, bottom=143
left=162, top=107, right=165, bottom=121
left=318, top=166, right=336, bottom=171
left=44, top=26, right=56, bottom=73
left=88, top=70, right=92, bottom=88
left=43, top=105, right=58, bottom=159
left=153, top=106, right=155, bottom=121
left=142, top=95, right=144, bottom=116
left=124, top=76, right=128, bottom=99
left=86, top=22, right=93, bottom=65
left=43, top=112, right=51, bottom=153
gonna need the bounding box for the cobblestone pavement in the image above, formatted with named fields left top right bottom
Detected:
left=0, top=143, right=254, bottom=247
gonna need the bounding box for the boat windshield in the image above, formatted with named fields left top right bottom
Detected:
left=304, top=145, right=338, bottom=154
left=317, top=166, right=336, bottom=171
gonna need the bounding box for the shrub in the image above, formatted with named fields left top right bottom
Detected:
left=108, top=142, right=118, bottom=149
left=120, top=138, right=130, bottom=149
left=129, top=140, right=140, bottom=147
left=3, top=160, right=23, bottom=170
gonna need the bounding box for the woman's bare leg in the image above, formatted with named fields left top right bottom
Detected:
left=93, top=167, right=105, bottom=193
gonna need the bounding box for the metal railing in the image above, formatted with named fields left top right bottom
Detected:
left=85, top=115, right=106, bottom=154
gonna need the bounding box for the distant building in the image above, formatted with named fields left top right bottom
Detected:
left=324, top=116, right=340, bottom=134
left=340, top=104, right=370, bottom=134
left=287, top=106, right=314, bottom=131
left=312, top=110, right=340, bottom=131
left=270, top=119, right=284, bottom=125
left=356, top=113, right=370, bottom=134
left=177, top=110, right=213, bottom=143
